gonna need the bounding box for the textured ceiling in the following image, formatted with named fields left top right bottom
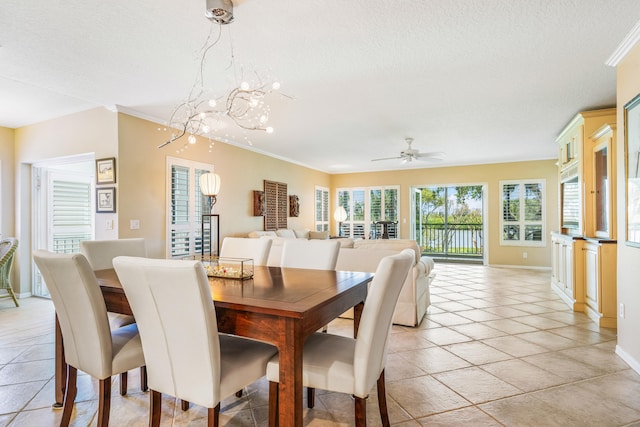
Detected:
left=1, top=0, right=639, bottom=173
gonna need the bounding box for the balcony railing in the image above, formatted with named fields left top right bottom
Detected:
left=416, top=223, right=483, bottom=259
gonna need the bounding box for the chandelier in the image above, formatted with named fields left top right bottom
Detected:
left=158, top=0, right=287, bottom=149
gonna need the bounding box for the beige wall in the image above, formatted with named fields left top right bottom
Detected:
left=616, top=42, right=640, bottom=371
left=0, top=127, right=15, bottom=239
left=116, top=114, right=330, bottom=258
left=331, top=160, right=558, bottom=267
left=14, top=108, right=118, bottom=162
left=13, top=108, right=119, bottom=295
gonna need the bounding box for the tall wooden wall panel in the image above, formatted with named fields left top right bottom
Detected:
left=264, top=180, right=288, bottom=230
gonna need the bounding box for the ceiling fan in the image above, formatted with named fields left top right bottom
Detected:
left=371, top=137, right=445, bottom=163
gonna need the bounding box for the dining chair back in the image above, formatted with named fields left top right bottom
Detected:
left=32, top=250, right=146, bottom=427
left=80, top=238, right=147, bottom=270
left=220, top=237, right=272, bottom=265
left=266, top=248, right=414, bottom=427
left=79, top=238, right=148, bottom=392
left=280, top=239, right=340, bottom=270
left=0, top=238, right=19, bottom=307
left=353, top=248, right=414, bottom=396
left=113, top=256, right=277, bottom=426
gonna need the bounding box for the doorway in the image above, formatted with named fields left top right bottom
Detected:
left=32, top=156, right=95, bottom=297
left=411, top=184, right=485, bottom=262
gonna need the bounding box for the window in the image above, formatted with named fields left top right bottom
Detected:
left=336, top=186, right=399, bottom=238
left=315, top=186, right=329, bottom=232
left=500, top=180, right=545, bottom=246
left=166, top=157, right=213, bottom=258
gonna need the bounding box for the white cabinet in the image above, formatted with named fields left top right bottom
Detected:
left=551, top=233, right=585, bottom=311
left=584, top=239, right=617, bottom=328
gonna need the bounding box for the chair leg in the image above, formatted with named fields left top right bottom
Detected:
left=60, top=365, right=77, bottom=427
left=150, top=389, right=162, bottom=427
left=307, top=387, right=315, bottom=408
left=98, top=377, right=112, bottom=427
left=140, top=366, right=148, bottom=391
left=208, top=404, right=220, bottom=427
left=120, top=372, right=128, bottom=396
left=376, top=370, right=390, bottom=427
left=354, top=395, right=367, bottom=427
left=7, top=287, right=19, bottom=307
left=268, top=381, right=279, bottom=427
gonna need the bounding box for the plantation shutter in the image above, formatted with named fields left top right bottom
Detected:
left=51, top=179, right=93, bottom=253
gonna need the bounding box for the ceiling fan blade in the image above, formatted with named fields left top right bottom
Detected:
left=371, top=156, right=404, bottom=162
left=415, top=151, right=446, bottom=159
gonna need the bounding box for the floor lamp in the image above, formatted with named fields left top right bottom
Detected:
left=200, top=173, right=221, bottom=256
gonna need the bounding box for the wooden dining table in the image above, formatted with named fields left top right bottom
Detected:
left=54, top=265, right=373, bottom=427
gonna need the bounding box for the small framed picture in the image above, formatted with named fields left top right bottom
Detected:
left=96, top=157, right=116, bottom=184
left=96, top=187, right=116, bottom=213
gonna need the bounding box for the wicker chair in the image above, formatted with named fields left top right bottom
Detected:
left=0, top=238, right=19, bottom=307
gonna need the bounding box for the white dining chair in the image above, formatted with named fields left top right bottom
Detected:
left=280, top=239, right=340, bottom=270
left=32, top=251, right=146, bottom=427
left=112, top=256, right=278, bottom=427
left=280, top=238, right=342, bottom=405
left=266, top=249, right=414, bottom=427
left=219, top=237, right=273, bottom=265
left=80, top=238, right=147, bottom=270
left=80, top=238, right=148, bottom=394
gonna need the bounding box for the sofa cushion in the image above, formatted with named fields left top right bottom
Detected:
left=335, top=248, right=399, bottom=273
left=248, top=230, right=277, bottom=238
left=293, top=229, right=310, bottom=239
left=335, top=238, right=355, bottom=248
left=352, top=239, right=421, bottom=263
left=276, top=229, right=297, bottom=239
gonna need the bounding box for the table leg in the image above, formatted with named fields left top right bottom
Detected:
left=54, top=315, right=66, bottom=408
left=274, top=318, right=303, bottom=427
left=353, top=301, right=364, bottom=338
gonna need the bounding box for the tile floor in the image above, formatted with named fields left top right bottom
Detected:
left=1, top=262, right=639, bottom=426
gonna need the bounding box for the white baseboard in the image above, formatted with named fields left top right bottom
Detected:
left=488, top=264, right=552, bottom=271
left=615, top=345, right=640, bottom=374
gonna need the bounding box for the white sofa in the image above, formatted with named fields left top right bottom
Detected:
left=246, top=231, right=435, bottom=327
left=335, top=239, right=434, bottom=327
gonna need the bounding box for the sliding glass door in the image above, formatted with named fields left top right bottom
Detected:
left=411, top=184, right=485, bottom=262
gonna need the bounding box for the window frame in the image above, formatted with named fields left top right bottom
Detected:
left=499, top=179, right=546, bottom=247
left=165, top=156, right=213, bottom=258
left=314, top=186, right=329, bottom=232
left=336, top=185, right=400, bottom=239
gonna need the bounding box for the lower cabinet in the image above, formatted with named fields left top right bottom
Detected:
left=551, top=233, right=616, bottom=328
left=551, top=233, right=585, bottom=311
left=584, top=239, right=617, bottom=328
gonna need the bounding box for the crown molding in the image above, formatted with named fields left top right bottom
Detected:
left=606, top=19, right=640, bottom=67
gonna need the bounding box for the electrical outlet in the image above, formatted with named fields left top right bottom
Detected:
left=130, top=219, right=140, bottom=230
left=522, top=251, right=528, bottom=259
left=619, top=303, right=625, bottom=319
left=105, top=219, right=113, bottom=230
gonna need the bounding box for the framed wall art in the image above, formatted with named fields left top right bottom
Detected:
left=624, top=93, right=640, bottom=246
left=96, top=187, right=116, bottom=213
left=96, top=157, right=116, bottom=184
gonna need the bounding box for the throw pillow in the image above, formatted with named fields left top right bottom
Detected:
left=308, top=231, right=329, bottom=240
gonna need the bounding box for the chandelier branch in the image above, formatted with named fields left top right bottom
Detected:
left=158, top=17, right=290, bottom=150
